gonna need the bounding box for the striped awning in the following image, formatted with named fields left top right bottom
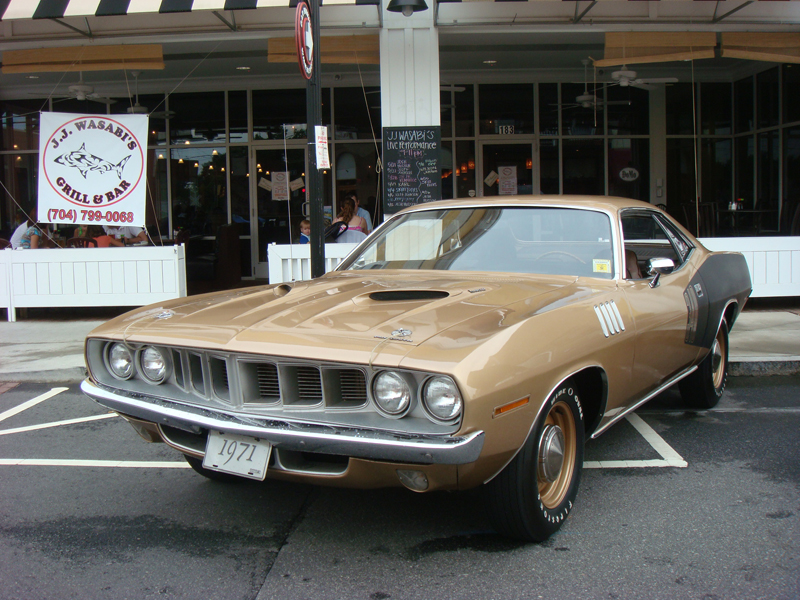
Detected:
left=0, top=0, right=378, bottom=21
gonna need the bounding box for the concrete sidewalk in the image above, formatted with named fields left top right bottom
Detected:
left=0, top=302, right=798, bottom=383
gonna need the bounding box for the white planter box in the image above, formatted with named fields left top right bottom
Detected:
left=699, top=237, right=800, bottom=298
left=1, top=245, right=187, bottom=321
left=268, top=243, right=359, bottom=284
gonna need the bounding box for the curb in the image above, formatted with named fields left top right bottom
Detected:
left=730, top=360, right=800, bottom=377
left=0, top=367, right=88, bottom=384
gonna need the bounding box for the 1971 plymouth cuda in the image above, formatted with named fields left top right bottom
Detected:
left=81, top=196, right=751, bottom=542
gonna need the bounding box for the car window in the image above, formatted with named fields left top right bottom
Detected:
left=621, top=211, right=693, bottom=267
left=341, top=207, right=615, bottom=279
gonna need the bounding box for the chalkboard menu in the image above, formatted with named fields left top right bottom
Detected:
left=382, top=126, right=441, bottom=214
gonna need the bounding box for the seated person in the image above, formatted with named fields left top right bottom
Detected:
left=19, top=214, right=49, bottom=249
left=103, top=225, right=148, bottom=245
left=86, top=225, right=122, bottom=248
left=10, top=208, right=36, bottom=249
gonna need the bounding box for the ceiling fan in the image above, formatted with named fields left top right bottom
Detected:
left=607, top=65, right=678, bottom=91
left=556, top=59, right=631, bottom=110
left=125, top=71, right=174, bottom=119
left=54, top=72, right=116, bottom=105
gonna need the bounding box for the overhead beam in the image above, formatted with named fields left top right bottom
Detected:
left=712, top=1, right=754, bottom=25
left=50, top=17, right=93, bottom=39
left=1, top=44, right=165, bottom=74
left=573, top=1, right=598, bottom=25
left=212, top=10, right=237, bottom=32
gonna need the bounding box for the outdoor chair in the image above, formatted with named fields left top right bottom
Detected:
left=0, top=238, right=11, bottom=249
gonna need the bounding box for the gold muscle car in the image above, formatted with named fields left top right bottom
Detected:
left=81, top=196, right=751, bottom=542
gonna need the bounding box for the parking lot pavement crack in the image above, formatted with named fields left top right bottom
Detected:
left=255, top=486, right=319, bottom=598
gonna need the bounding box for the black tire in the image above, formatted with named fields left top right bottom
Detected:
left=484, top=382, right=585, bottom=542
left=679, top=319, right=729, bottom=409
left=184, top=454, right=245, bottom=483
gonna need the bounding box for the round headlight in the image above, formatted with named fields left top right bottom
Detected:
left=372, top=371, right=411, bottom=416
left=107, top=343, right=133, bottom=380
left=423, top=376, right=462, bottom=422
left=140, top=346, right=168, bottom=383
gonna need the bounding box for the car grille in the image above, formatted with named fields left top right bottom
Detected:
left=86, top=340, right=460, bottom=435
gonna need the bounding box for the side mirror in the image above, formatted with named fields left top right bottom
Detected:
left=647, top=257, right=675, bottom=288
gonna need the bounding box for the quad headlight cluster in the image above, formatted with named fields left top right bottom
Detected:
left=372, top=371, right=462, bottom=424
left=105, top=342, right=170, bottom=384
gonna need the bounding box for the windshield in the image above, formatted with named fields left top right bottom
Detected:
left=339, top=206, right=615, bottom=279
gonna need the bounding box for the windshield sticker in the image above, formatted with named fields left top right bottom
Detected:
left=593, top=259, right=612, bottom=274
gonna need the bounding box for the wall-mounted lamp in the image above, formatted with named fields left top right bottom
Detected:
left=387, top=0, right=428, bottom=17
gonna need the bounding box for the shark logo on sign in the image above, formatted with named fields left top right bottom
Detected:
left=54, top=143, right=131, bottom=180
left=39, top=112, right=148, bottom=227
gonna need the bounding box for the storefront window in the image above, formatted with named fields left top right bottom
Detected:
left=455, top=140, right=476, bottom=198
left=538, top=84, right=559, bottom=136
left=735, top=76, right=754, bottom=134
left=455, top=85, right=475, bottom=137
left=757, top=67, right=779, bottom=130
left=540, top=139, right=559, bottom=194
left=334, top=142, right=380, bottom=223
left=1, top=100, right=41, bottom=152
left=147, top=148, right=168, bottom=235
left=334, top=87, right=379, bottom=140
left=441, top=90, right=453, bottom=139
left=607, top=86, right=649, bottom=136
left=758, top=131, right=780, bottom=231
left=666, top=138, right=696, bottom=222
left=1, top=154, right=37, bottom=236
left=253, top=88, right=310, bottom=141
left=783, top=65, right=800, bottom=125
left=784, top=127, right=800, bottom=233
left=735, top=136, right=755, bottom=205
left=701, top=139, right=732, bottom=207
left=608, top=139, right=650, bottom=201
left=229, top=90, right=248, bottom=143
left=561, top=83, right=602, bottom=136
left=169, top=92, right=225, bottom=145
left=479, top=84, right=533, bottom=135
left=666, top=83, right=695, bottom=135
left=563, top=139, right=604, bottom=195
left=170, top=147, right=227, bottom=236
left=701, top=83, right=732, bottom=135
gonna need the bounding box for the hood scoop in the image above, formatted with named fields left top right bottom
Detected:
left=368, top=290, right=450, bottom=302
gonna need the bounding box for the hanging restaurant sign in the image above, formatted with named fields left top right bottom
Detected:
left=38, top=112, right=148, bottom=227
left=295, top=1, right=314, bottom=80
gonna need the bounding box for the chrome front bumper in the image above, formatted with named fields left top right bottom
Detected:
left=81, top=379, right=485, bottom=465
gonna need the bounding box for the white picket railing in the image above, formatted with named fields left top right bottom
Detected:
left=267, top=243, right=359, bottom=283
left=699, top=237, right=800, bottom=298
left=1, top=245, right=187, bottom=321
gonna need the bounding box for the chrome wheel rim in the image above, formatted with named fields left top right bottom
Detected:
left=538, top=401, right=577, bottom=509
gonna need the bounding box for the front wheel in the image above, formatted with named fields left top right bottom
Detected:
left=679, top=319, right=729, bottom=409
left=484, top=382, right=585, bottom=542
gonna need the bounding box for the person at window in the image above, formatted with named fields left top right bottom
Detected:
left=333, top=197, right=368, bottom=244
left=103, top=225, right=148, bottom=245
left=349, top=193, right=373, bottom=234
left=299, top=219, right=311, bottom=244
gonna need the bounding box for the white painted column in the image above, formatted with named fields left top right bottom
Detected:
left=379, top=1, right=440, bottom=128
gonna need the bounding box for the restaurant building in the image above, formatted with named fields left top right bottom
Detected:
left=1, top=0, right=799, bottom=282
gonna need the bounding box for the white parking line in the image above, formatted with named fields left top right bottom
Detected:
left=0, top=387, right=69, bottom=423
left=0, top=413, right=117, bottom=437
left=584, top=413, right=688, bottom=469
left=0, top=459, right=189, bottom=468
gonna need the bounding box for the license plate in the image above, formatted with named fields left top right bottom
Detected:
left=203, top=431, right=271, bottom=481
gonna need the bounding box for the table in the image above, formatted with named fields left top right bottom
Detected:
left=716, top=209, right=774, bottom=236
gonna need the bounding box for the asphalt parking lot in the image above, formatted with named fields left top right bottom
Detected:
left=0, top=376, right=798, bottom=600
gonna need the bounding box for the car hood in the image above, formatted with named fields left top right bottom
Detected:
left=91, top=271, right=583, bottom=351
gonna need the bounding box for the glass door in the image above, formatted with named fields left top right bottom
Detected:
left=252, top=146, right=307, bottom=279
left=481, top=143, right=535, bottom=197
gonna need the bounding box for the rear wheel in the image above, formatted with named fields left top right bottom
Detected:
left=184, top=454, right=244, bottom=483
left=485, top=382, right=584, bottom=542
left=679, top=319, right=729, bottom=409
